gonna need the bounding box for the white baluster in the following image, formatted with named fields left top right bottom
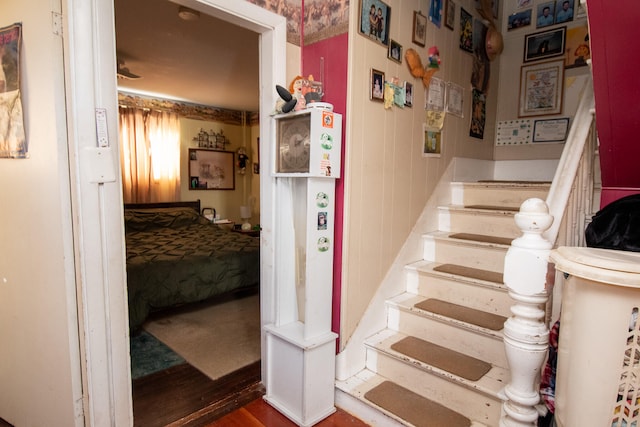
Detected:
left=500, top=198, right=554, bottom=427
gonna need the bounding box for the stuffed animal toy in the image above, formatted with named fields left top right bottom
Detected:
left=274, top=75, right=321, bottom=114
left=405, top=47, right=440, bottom=88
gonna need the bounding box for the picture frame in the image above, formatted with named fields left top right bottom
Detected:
left=188, top=148, right=235, bottom=190
left=429, top=0, right=443, bottom=28
left=370, top=68, right=385, bottom=102
left=536, top=1, right=555, bottom=28
left=412, top=11, right=427, bottom=47
left=404, top=81, right=413, bottom=107
left=388, top=39, right=403, bottom=63
left=358, top=0, right=391, bottom=46
left=554, top=0, right=574, bottom=24
left=444, top=0, right=455, bottom=30
left=423, top=124, right=442, bottom=157
left=564, top=24, right=590, bottom=69
left=508, top=9, right=532, bottom=31
left=519, top=60, right=565, bottom=117
left=532, top=117, right=570, bottom=143
left=459, top=7, right=473, bottom=53
left=524, top=26, right=566, bottom=63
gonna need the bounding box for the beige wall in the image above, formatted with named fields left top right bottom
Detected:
left=0, top=0, right=80, bottom=425
left=179, top=117, right=258, bottom=224
left=340, top=0, right=497, bottom=344
left=494, top=1, right=591, bottom=160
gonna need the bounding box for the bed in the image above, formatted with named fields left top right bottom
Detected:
left=123, top=200, right=260, bottom=332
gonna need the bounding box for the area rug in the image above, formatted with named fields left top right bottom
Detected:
left=414, top=298, right=508, bottom=331
left=144, top=294, right=261, bottom=381
left=391, top=336, right=491, bottom=381
left=129, top=330, right=185, bottom=380
left=364, top=381, right=471, bottom=427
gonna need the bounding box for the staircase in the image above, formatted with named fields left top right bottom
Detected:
left=337, top=180, right=550, bottom=427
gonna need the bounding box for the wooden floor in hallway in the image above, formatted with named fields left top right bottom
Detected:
left=206, top=397, right=370, bottom=427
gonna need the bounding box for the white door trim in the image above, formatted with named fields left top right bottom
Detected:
left=65, top=0, right=285, bottom=424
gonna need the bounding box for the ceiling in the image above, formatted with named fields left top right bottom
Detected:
left=114, top=0, right=260, bottom=112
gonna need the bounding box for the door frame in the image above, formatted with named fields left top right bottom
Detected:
left=64, top=0, right=285, bottom=423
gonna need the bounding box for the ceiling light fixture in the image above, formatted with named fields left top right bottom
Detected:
left=178, top=6, right=200, bottom=21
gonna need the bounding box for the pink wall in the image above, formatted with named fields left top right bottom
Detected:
left=302, top=33, right=349, bottom=346
left=587, top=0, right=640, bottom=208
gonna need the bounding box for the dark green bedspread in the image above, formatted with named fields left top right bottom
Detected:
left=124, top=207, right=260, bottom=331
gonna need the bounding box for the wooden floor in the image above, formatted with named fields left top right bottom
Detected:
left=207, top=397, right=370, bottom=427
left=133, top=360, right=370, bottom=427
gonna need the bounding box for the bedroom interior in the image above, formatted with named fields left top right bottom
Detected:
left=113, top=0, right=264, bottom=423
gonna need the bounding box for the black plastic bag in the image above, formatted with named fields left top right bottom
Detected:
left=585, top=194, right=640, bottom=252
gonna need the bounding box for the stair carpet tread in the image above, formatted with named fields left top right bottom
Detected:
left=336, top=370, right=490, bottom=427
left=440, top=204, right=520, bottom=214
left=388, top=293, right=506, bottom=340
left=425, top=230, right=513, bottom=248
left=365, top=329, right=509, bottom=400
left=407, top=260, right=505, bottom=288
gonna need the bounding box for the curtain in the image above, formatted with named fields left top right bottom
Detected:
left=119, top=107, right=181, bottom=203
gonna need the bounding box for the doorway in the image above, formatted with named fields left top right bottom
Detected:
left=109, top=0, right=284, bottom=424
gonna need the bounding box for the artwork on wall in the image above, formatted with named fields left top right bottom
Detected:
left=412, top=11, right=427, bottom=47
left=554, top=0, right=574, bottom=24
left=423, top=125, right=442, bottom=157
left=358, top=0, right=391, bottom=46
left=536, top=1, right=555, bottom=28
left=518, top=60, right=565, bottom=117
left=470, top=88, right=486, bottom=139
left=459, top=7, right=473, bottom=53
left=404, top=81, right=414, bottom=107
left=370, top=68, right=385, bottom=102
left=564, top=25, right=590, bottom=69
left=429, top=0, right=443, bottom=28
left=388, top=39, right=402, bottom=63
left=524, top=27, right=566, bottom=63
left=188, top=149, right=235, bottom=190
left=445, top=82, right=464, bottom=118
left=508, top=9, right=532, bottom=30
left=444, top=0, right=456, bottom=30
left=0, top=23, right=26, bottom=159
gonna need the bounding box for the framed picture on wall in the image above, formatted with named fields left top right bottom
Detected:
left=519, top=60, right=565, bottom=117
left=388, top=39, right=403, bottom=63
left=370, top=68, right=385, bottom=102
left=358, top=0, right=391, bottom=46
left=444, top=0, right=456, bottom=30
left=188, top=149, right=235, bottom=190
left=524, top=26, right=566, bottom=62
left=412, top=11, right=427, bottom=46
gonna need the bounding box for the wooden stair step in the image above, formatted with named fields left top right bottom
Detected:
left=465, top=204, right=520, bottom=212
left=448, top=232, right=513, bottom=246
left=433, top=263, right=504, bottom=284
left=415, top=298, right=508, bottom=331
left=364, top=380, right=471, bottom=427
left=390, top=336, right=492, bottom=381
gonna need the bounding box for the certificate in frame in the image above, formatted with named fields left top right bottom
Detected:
left=519, top=59, right=564, bottom=117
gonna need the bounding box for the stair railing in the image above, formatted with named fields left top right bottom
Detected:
left=500, top=75, right=597, bottom=427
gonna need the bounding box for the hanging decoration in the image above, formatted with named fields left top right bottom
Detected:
left=0, top=23, right=26, bottom=159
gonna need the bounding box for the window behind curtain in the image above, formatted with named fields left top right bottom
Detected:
left=119, top=107, right=181, bottom=203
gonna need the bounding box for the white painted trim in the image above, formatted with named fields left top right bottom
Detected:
left=69, top=0, right=285, bottom=424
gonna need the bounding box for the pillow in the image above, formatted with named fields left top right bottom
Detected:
left=124, top=207, right=202, bottom=232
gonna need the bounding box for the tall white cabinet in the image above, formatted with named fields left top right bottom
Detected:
left=264, top=105, right=342, bottom=426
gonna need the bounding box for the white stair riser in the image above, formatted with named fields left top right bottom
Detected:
left=406, top=270, right=512, bottom=317
left=365, top=348, right=503, bottom=426
left=423, top=237, right=507, bottom=272
left=438, top=208, right=520, bottom=239
left=451, top=184, right=549, bottom=207
left=386, top=307, right=509, bottom=367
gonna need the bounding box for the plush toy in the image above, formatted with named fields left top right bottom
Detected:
left=237, top=147, right=249, bottom=174
left=405, top=47, right=440, bottom=88
left=274, top=75, right=322, bottom=114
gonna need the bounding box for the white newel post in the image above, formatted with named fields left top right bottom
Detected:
left=500, top=198, right=554, bottom=427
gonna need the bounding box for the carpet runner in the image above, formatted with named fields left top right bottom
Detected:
left=364, top=381, right=471, bottom=427
left=433, top=263, right=504, bottom=284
